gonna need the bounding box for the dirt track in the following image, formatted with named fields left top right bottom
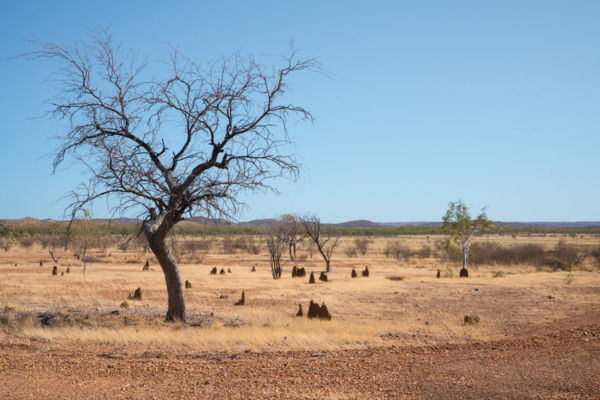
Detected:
left=1, top=314, right=599, bottom=399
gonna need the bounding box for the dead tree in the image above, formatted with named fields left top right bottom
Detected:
left=265, top=222, right=287, bottom=279
left=300, top=215, right=340, bottom=272
left=280, top=214, right=303, bottom=261
left=23, top=30, right=319, bottom=322
left=46, top=231, right=66, bottom=266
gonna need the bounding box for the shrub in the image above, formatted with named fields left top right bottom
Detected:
left=222, top=237, right=258, bottom=254
left=464, top=240, right=583, bottom=271
left=196, top=239, right=212, bottom=252
left=590, top=246, right=600, bottom=265
left=434, top=239, right=459, bottom=263
left=469, top=242, right=545, bottom=266
left=344, top=246, right=357, bottom=258
left=353, top=238, right=370, bottom=256
left=415, top=246, right=431, bottom=259
left=543, top=240, right=584, bottom=271
left=181, top=240, right=198, bottom=256
left=222, top=237, right=236, bottom=254
left=18, top=236, right=34, bottom=249
left=383, top=241, right=411, bottom=262
left=246, top=241, right=261, bottom=255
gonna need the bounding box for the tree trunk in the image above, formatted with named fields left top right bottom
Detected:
left=317, top=245, right=331, bottom=272
left=144, top=219, right=186, bottom=322
left=460, top=243, right=469, bottom=277
left=289, top=243, right=294, bottom=261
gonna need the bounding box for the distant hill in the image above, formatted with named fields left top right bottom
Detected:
left=331, top=220, right=382, bottom=228
left=1, top=217, right=599, bottom=231
left=0, top=217, right=57, bottom=226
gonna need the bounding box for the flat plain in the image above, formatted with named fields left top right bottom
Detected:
left=1, top=234, right=599, bottom=399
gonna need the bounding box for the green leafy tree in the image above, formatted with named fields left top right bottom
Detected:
left=442, top=200, right=491, bottom=277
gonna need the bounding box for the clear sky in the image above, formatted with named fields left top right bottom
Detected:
left=1, top=1, right=599, bottom=222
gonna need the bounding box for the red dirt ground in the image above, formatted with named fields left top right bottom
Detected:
left=1, top=312, right=599, bottom=399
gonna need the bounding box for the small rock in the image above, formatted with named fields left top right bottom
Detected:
left=464, top=315, right=480, bottom=325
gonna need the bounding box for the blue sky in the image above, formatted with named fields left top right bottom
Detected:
left=1, top=1, right=599, bottom=222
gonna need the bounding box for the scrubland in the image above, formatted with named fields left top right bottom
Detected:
left=2, top=234, right=599, bottom=353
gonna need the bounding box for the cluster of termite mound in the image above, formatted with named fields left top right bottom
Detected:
left=210, top=267, right=232, bottom=275
left=51, top=266, right=70, bottom=276
left=351, top=266, right=369, bottom=278
left=291, top=265, right=306, bottom=277
left=307, top=271, right=328, bottom=283
left=295, top=300, right=331, bottom=320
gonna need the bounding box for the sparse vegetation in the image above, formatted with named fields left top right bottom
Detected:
left=301, top=215, right=340, bottom=272
left=467, top=241, right=585, bottom=271
left=265, top=223, right=286, bottom=279
left=353, top=237, right=370, bottom=256
left=384, top=241, right=412, bottom=262
left=18, top=236, right=34, bottom=249
left=0, top=233, right=598, bottom=357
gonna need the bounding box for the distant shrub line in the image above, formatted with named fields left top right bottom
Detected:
left=1, top=220, right=599, bottom=239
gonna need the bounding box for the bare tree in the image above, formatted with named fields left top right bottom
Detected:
left=280, top=214, right=303, bottom=260
left=24, top=30, right=318, bottom=321
left=300, top=215, right=340, bottom=272
left=45, top=233, right=66, bottom=265
left=264, top=223, right=287, bottom=279
left=69, top=209, right=96, bottom=277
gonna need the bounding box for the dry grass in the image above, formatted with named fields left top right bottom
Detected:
left=1, top=235, right=599, bottom=352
